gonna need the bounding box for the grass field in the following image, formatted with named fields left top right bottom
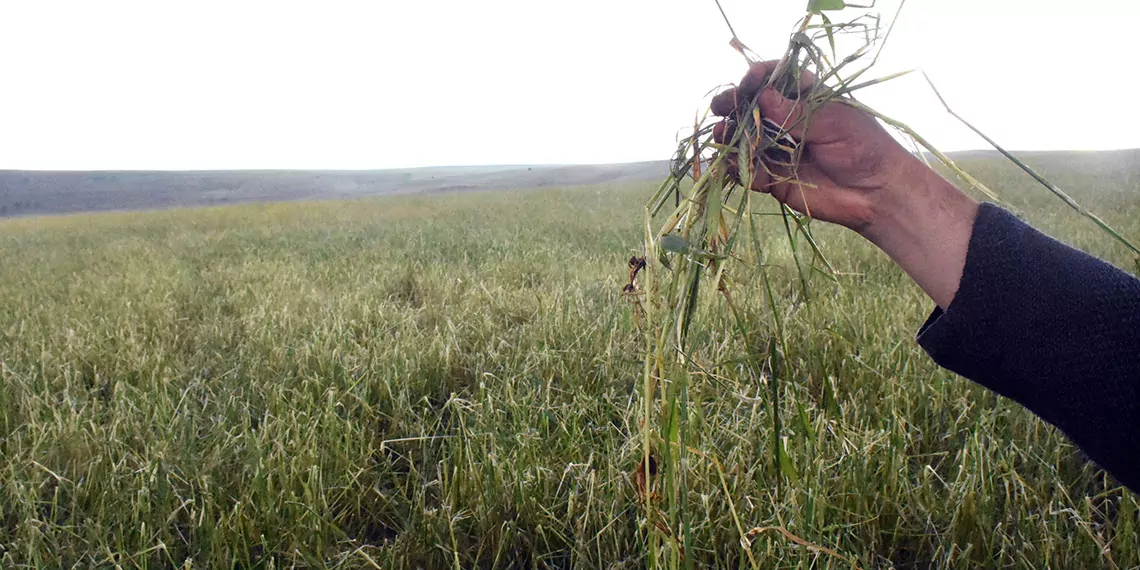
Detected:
left=1, top=151, right=1138, bottom=568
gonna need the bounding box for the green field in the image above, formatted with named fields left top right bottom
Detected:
left=1, top=151, right=1138, bottom=568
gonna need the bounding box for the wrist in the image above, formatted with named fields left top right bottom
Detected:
left=861, top=156, right=976, bottom=241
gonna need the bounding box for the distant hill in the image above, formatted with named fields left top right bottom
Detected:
left=1, top=149, right=1137, bottom=218
left=932, top=148, right=1140, bottom=180
left=0, top=161, right=669, bottom=218
left=929, top=148, right=1140, bottom=204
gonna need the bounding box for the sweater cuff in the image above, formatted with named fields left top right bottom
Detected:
left=915, top=203, right=1023, bottom=388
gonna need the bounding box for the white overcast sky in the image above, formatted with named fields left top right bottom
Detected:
left=0, top=0, right=1137, bottom=170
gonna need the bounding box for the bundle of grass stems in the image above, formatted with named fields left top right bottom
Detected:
left=627, top=0, right=1140, bottom=567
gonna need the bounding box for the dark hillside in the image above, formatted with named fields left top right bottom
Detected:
left=0, top=161, right=669, bottom=217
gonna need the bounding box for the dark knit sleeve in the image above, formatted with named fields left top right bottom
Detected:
left=917, top=203, right=1140, bottom=491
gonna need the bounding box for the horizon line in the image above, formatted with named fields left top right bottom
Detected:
left=1, top=148, right=1137, bottom=174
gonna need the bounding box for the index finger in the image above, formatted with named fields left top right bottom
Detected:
left=710, top=60, right=816, bottom=116
left=710, top=60, right=781, bottom=117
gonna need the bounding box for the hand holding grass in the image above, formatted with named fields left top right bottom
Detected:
left=707, top=60, right=1140, bottom=492
left=712, top=60, right=980, bottom=309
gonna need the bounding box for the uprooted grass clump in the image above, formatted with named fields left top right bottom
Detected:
left=630, top=1, right=1140, bottom=567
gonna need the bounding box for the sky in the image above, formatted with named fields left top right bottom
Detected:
left=0, top=0, right=1137, bottom=170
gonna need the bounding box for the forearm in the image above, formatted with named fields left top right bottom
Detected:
left=859, top=158, right=980, bottom=309
left=851, top=159, right=1140, bottom=489
left=915, top=204, right=1140, bottom=490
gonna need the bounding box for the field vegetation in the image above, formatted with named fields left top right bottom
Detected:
left=1, top=150, right=1138, bottom=568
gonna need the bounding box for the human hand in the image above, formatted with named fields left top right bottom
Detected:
left=711, top=59, right=980, bottom=308
left=710, top=60, right=921, bottom=233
